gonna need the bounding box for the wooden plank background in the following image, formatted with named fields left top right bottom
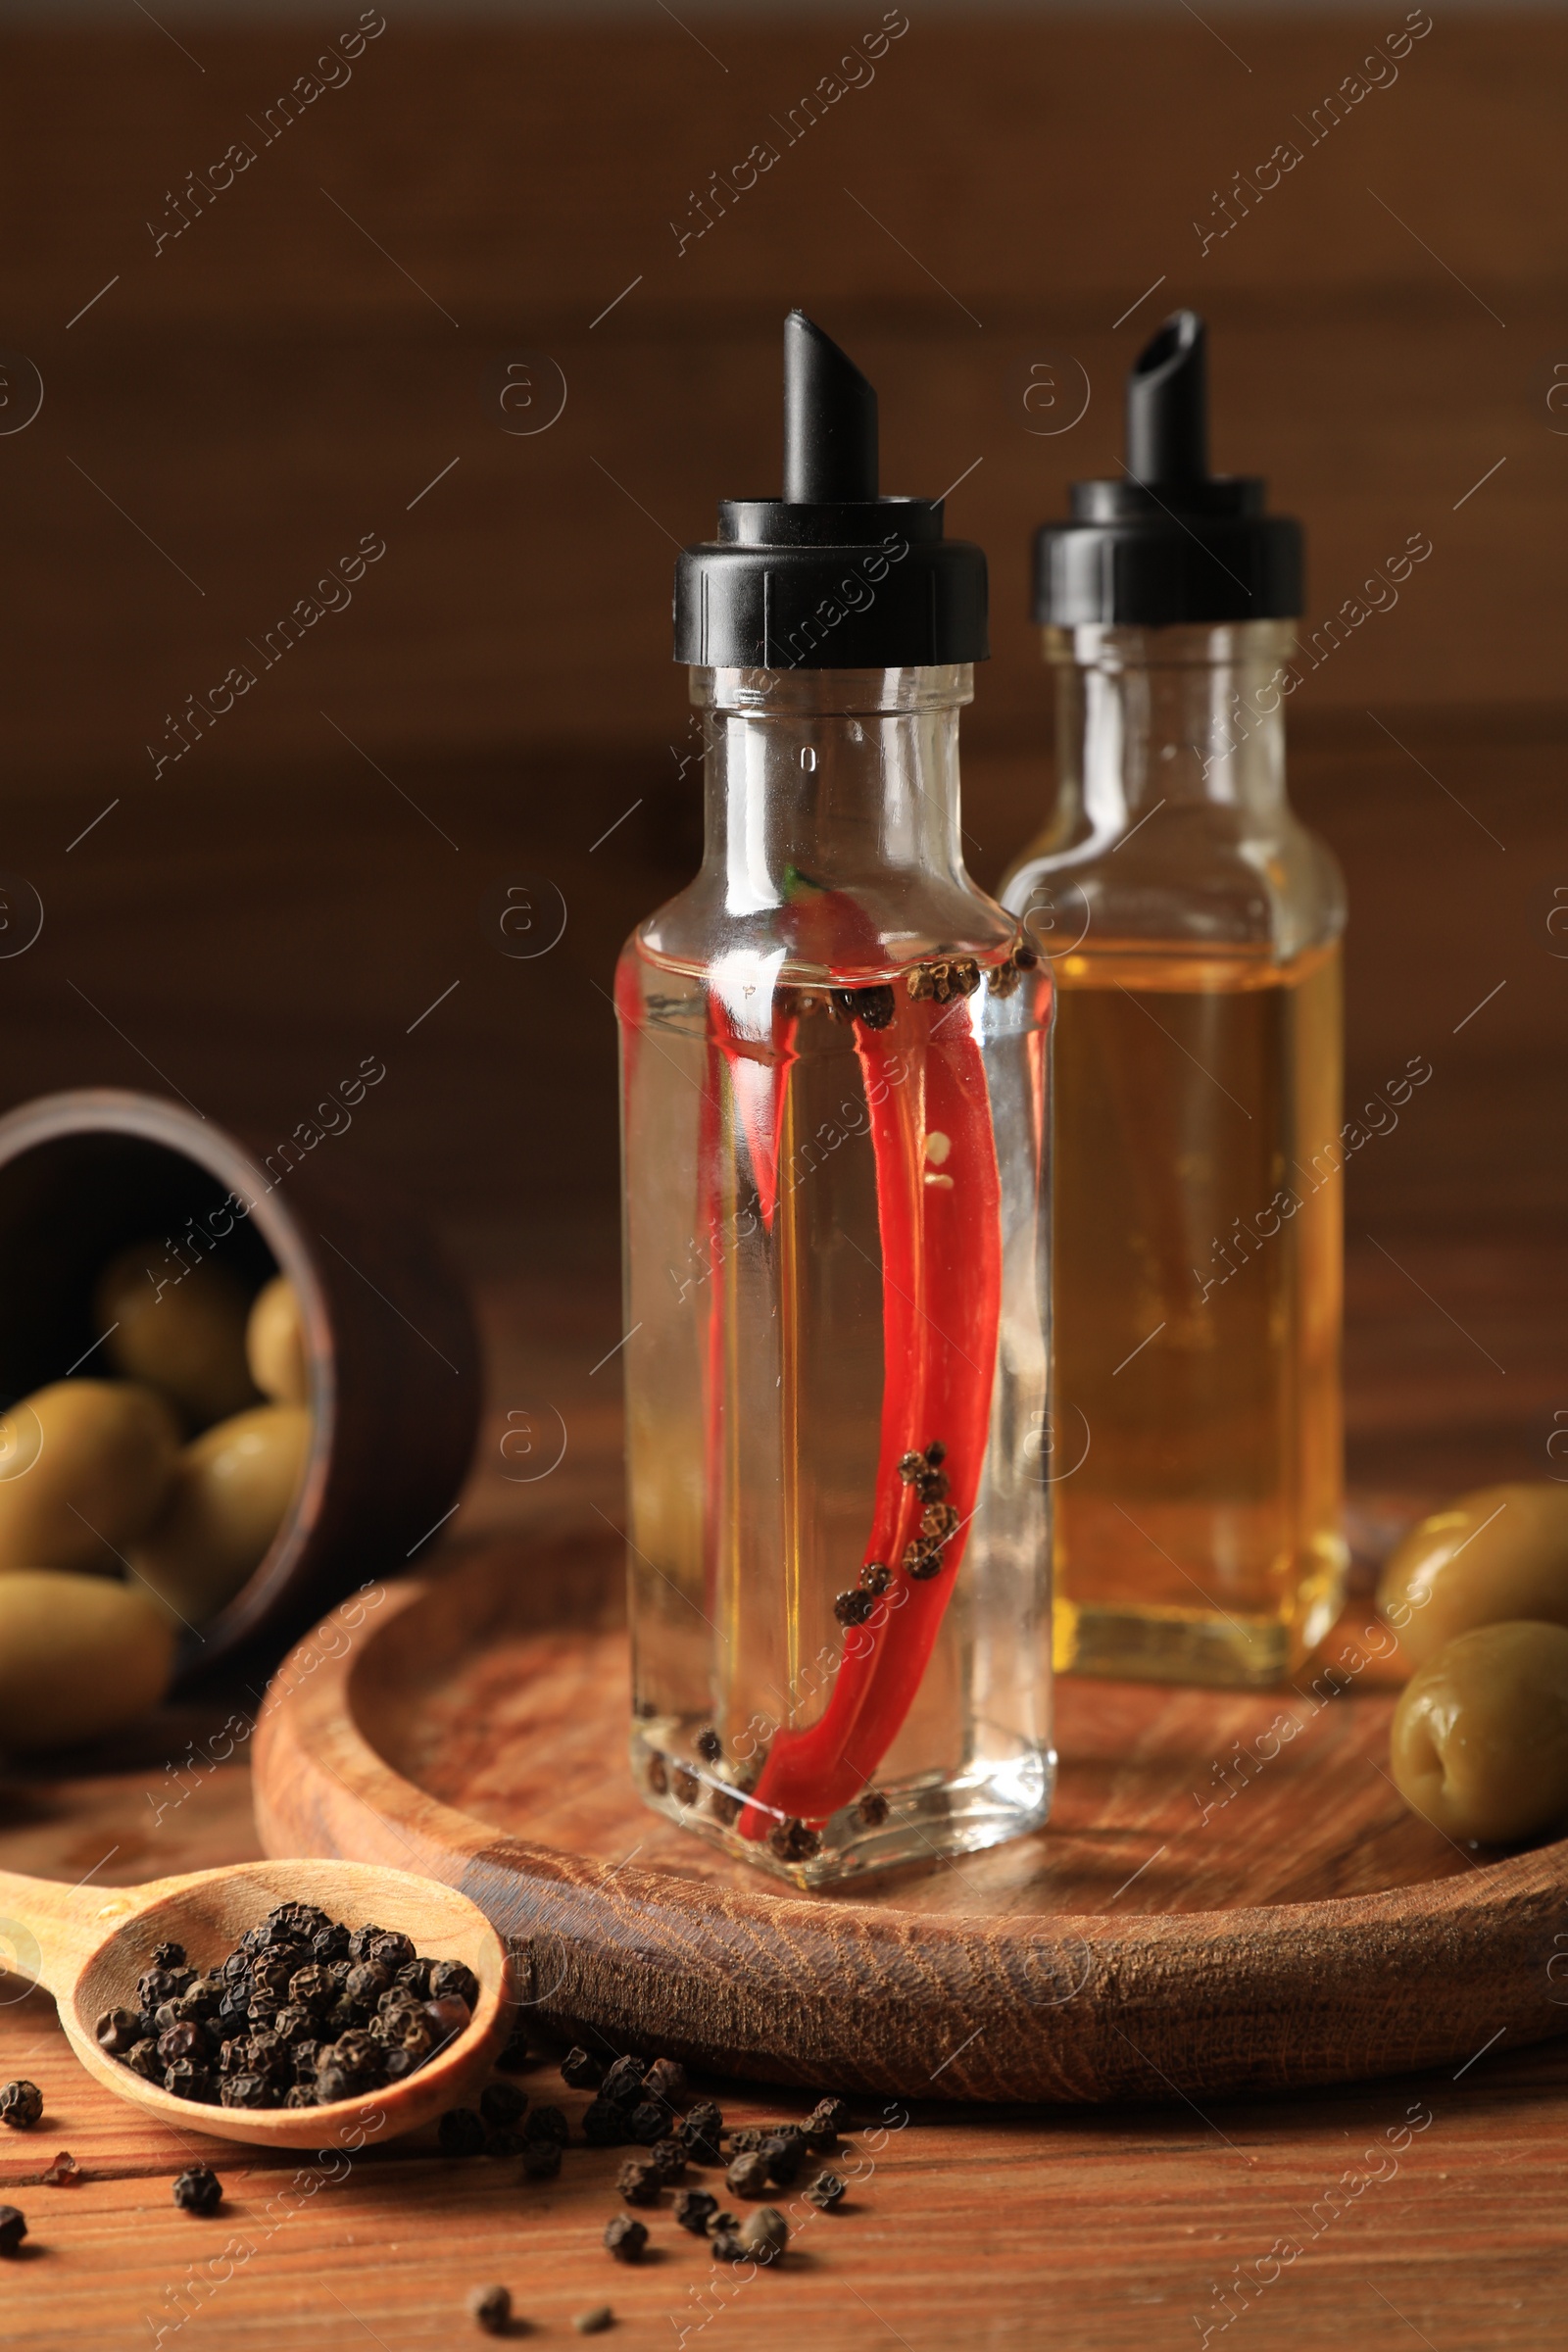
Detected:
left=0, top=8, right=1556, bottom=1215
left=0, top=8, right=1563, bottom=1253
left=2, top=10, right=1564, bottom=770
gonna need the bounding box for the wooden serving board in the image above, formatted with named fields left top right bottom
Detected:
left=254, top=1527, right=1568, bottom=2105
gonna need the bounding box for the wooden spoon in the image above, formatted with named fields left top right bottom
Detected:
left=0, top=1856, right=512, bottom=2149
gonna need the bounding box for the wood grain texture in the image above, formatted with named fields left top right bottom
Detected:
left=4, top=1911, right=1563, bottom=2352
left=253, top=1530, right=1568, bottom=2106
left=3, top=1241, right=1568, bottom=2349
left=0, top=1854, right=511, bottom=2152
left=0, top=15, right=1563, bottom=786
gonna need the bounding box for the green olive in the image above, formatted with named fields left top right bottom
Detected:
left=1391, top=1620, right=1568, bottom=1843
left=245, top=1273, right=310, bottom=1406
left=96, top=1239, right=258, bottom=1429
left=0, top=1379, right=181, bottom=1573
left=1377, top=1483, right=1568, bottom=1668
left=0, top=1569, right=174, bottom=1752
left=128, top=1403, right=311, bottom=1625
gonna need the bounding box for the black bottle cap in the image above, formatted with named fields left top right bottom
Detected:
left=674, top=311, right=988, bottom=668
left=1033, top=311, right=1302, bottom=626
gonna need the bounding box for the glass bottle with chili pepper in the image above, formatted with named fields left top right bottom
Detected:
left=1001, top=312, right=1347, bottom=1689
left=616, top=313, right=1054, bottom=1884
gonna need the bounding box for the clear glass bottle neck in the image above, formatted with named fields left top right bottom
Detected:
left=691, top=665, right=972, bottom=912
left=1047, top=621, right=1297, bottom=849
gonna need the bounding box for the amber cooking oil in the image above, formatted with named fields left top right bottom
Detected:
left=1048, top=938, right=1345, bottom=1685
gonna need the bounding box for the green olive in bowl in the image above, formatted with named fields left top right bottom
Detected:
left=0, top=1379, right=181, bottom=1573
left=129, top=1403, right=312, bottom=1626
left=245, top=1273, right=310, bottom=1406
left=96, top=1240, right=258, bottom=1429
left=1390, top=1620, right=1568, bottom=1843
left=1377, top=1484, right=1568, bottom=1669
left=0, top=1569, right=175, bottom=1752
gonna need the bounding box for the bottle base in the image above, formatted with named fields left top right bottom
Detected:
left=1053, top=1545, right=1348, bottom=1690
left=629, top=1730, right=1056, bottom=1889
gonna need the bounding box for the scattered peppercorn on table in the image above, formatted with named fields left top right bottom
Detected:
left=2, top=1234, right=1567, bottom=2352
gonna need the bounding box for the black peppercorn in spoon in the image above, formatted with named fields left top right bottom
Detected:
left=0, top=1858, right=510, bottom=2149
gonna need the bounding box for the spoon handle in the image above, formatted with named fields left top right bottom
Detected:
left=0, top=1868, right=111, bottom=1999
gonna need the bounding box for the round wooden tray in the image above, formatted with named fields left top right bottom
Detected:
left=254, top=1527, right=1568, bottom=2104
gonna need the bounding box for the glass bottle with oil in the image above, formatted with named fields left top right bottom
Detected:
left=1001, top=311, right=1347, bottom=1688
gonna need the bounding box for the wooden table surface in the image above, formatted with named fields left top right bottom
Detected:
left=4, top=1235, right=1568, bottom=2352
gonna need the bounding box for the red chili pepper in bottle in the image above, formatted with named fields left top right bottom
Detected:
left=738, top=944, right=1004, bottom=1832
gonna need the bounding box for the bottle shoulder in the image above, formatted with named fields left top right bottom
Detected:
left=1000, top=806, right=1346, bottom=961
left=631, top=866, right=1022, bottom=985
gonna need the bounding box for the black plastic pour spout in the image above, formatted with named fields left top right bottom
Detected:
left=674, top=310, right=987, bottom=669
left=1033, top=308, right=1301, bottom=627
left=783, top=310, right=878, bottom=503
left=1126, top=308, right=1208, bottom=484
